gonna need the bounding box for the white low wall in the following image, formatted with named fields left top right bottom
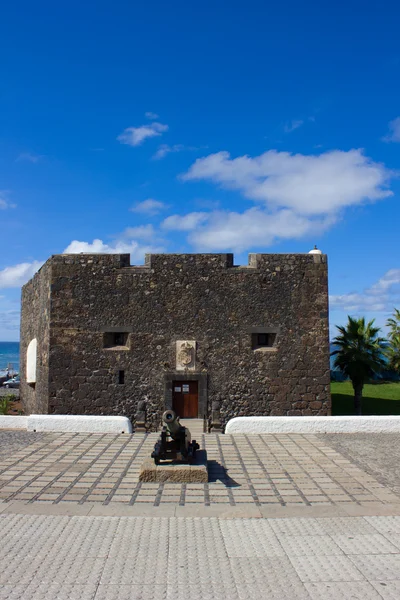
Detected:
left=27, top=415, right=132, bottom=434
left=225, top=416, right=400, bottom=434
left=0, top=416, right=28, bottom=430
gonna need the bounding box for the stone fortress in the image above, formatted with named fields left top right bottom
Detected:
left=20, top=251, right=330, bottom=430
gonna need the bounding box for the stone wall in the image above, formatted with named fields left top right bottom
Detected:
left=20, top=261, right=52, bottom=414
left=21, top=252, right=330, bottom=428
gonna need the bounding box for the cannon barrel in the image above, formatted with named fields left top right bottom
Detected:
left=162, top=410, right=181, bottom=438
left=152, top=409, right=198, bottom=464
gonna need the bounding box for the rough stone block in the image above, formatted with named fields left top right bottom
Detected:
left=139, top=451, right=208, bottom=483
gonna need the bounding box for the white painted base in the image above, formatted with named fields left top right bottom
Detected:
left=27, top=415, right=132, bottom=433
left=225, top=416, right=400, bottom=434
left=0, top=416, right=28, bottom=430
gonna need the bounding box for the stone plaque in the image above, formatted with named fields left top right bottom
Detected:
left=176, top=340, right=196, bottom=371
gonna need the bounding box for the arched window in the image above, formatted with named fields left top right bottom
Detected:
left=27, top=338, right=37, bottom=384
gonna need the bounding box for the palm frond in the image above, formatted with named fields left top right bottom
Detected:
left=386, top=308, right=400, bottom=340
left=332, top=316, right=386, bottom=385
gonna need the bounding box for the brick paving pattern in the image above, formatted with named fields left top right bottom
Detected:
left=319, top=433, right=400, bottom=498
left=1, top=513, right=400, bottom=599
left=0, top=431, right=45, bottom=460
left=0, top=432, right=398, bottom=507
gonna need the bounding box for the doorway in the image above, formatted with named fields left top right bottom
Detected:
left=172, top=380, right=198, bottom=418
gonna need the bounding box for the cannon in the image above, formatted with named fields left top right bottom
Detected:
left=151, top=410, right=199, bottom=464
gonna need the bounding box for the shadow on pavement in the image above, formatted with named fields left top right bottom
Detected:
left=207, top=459, right=241, bottom=487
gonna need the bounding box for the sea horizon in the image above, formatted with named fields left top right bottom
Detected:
left=0, top=341, right=20, bottom=372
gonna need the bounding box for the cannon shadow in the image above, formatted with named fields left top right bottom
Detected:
left=206, top=459, right=241, bottom=487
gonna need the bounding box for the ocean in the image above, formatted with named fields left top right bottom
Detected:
left=0, top=341, right=20, bottom=375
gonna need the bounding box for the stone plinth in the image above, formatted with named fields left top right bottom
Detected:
left=139, top=450, right=208, bottom=483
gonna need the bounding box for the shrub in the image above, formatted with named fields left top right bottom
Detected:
left=0, top=394, right=17, bottom=415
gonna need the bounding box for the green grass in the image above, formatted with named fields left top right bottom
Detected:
left=331, top=381, right=400, bottom=415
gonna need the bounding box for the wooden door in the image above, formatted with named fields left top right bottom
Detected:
left=172, top=381, right=198, bottom=418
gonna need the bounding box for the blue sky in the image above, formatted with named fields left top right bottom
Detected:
left=0, top=0, right=399, bottom=341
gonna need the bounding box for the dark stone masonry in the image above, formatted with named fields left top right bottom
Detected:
left=20, top=252, right=330, bottom=429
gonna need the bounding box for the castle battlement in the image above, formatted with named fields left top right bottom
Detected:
left=32, top=251, right=327, bottom=280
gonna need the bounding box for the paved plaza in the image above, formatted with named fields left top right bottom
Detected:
left=1, top=431, right=400, bottom=599
left=1, top=513, right=400, bottom=598
left=1, top=431, right=399, bottom=510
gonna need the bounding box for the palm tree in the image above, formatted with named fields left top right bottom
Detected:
left=386, top=309, right=400, bottom=376
left=331, top=316, right=386, bottom=415
left=386, top=308, right=400, bottom=335
left=385, top=333, right=400, bottom=375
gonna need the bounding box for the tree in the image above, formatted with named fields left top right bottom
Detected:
left=386, top=308, right=400, bottom=375
left=386, top=308, right=400, bottom=335
left=331, top=316, right=386, bottom=415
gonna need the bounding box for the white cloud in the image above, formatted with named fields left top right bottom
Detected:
left=382, top=117, right=400, bottom=143
left=0, top=192, right=16, bottom=210
left=162, top=212, right=209, bottom=231
left=329, top=293, right=388, bottom=313
left=0, top=261, right=44, bottom=289
left=63, top=238, right=164, bottom=263
left=130, top=199, right=167, bottom=215
left=64, top=239, right=131, bottom=253
left=367, top=269, right=400, bottom=296
left=330, top=269, right=400, bottom=314
left=153, top=143, right=202, bottom=160
left=17, top=152, right=43, bottom=163
left=185, top=208, right=334, bottom=252
left=162, top=207, right=335, bottom=252
left=194, top=199, right=220, bottom=209
left=121, top=224, right=156, bottom=240
left=0, top=199, right=13, bottom=210
left=117, top=122, right=168, bottom=147
left=181, top=149, right=393, bottom=216
left=0, top=309, right=20, bottom=334
left=153, top=144, right=185, bottom=160
left=145, top=111, right=159, bottom=120
left=284, top=119, right=304, bottom=133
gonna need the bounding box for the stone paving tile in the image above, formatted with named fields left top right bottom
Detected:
left=277, top=534, right=343, bottom=556
left=0, top=432, right=46, bottom=461
left=331, top=534, right=400, bottom=555
left=167, top=556, right=235, bottom=586
left=94, top=585, right=168, bottom=600
left=316, top=516, right=378, bottom=535
left=169, top=517, right=228, bottom=558
left=219, top=519, right=285, bottom=557
left=305, top=581, right=382, bottom=599
left=101, top=557, right=168, bottom=585
left=5, top=513, right=400, bottom=599
left=349, top=554, right=400, bottom=580
left=35, top=557, right=107, bottom=586
left=289, top=554, right=365, bottom=582
left=235, top=582, right=310, bottom=599
left=0, top=432, right=399, bottom=511
left=0, top=586, right=28, bottom=600
left=365, top=516, right=400, bottom=534
left=167, top=584, right=241, bottom=600
left=0, top=584, right=98, bottom=600
left=229, top=556, right=303, bottom=585
left=268, top=517, right=327, bottom=536
left=370, top=581, right=400, bottom=600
